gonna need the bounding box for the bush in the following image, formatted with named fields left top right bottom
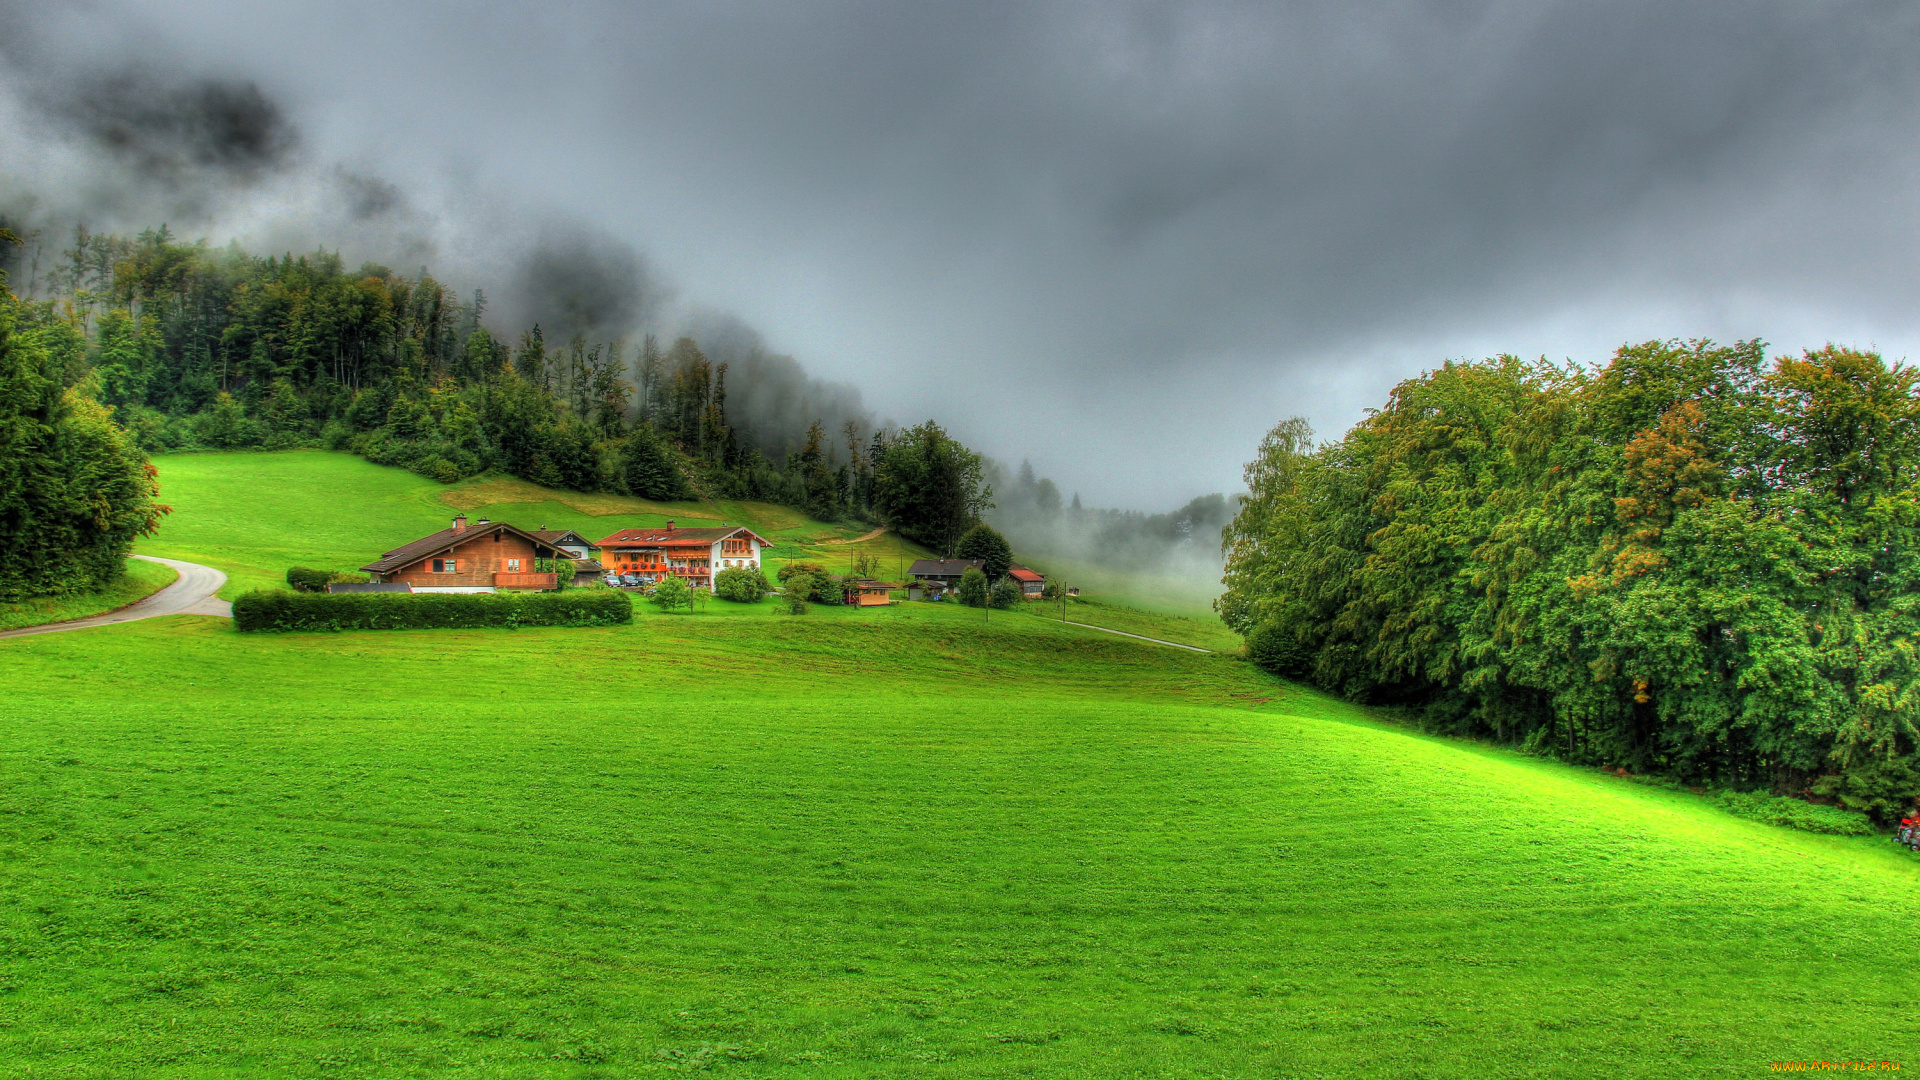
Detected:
left=233, top=589, right=633, bottom=632
left=781, top=592, right=809, bottom=615
left=776, top=562, right=826, bottom=584
left=956, top=566, right=989, bottom=607
left=1713, top=790, right=1877, bottom=836
left=1813, top=756, right=1920, bottom=825
left=285, top=566, right=333, bottom=593
left=714, top=565, right=771, bottom=603
left=652, top=575, right=692, bottom=612
left=990, top=576, right=1021, bottom=609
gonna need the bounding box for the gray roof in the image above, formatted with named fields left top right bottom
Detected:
left=908, top=559, right=985, bottom=578
left=327, top=582, right=415, bottom=594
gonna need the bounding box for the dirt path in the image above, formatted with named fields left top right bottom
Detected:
left=820, top=527, right=888, bottom=545
left=0, top=556, right=231, bottom=641
left=1062, top=620, right=1214, bottom=653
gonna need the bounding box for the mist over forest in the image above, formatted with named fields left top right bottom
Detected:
left=0, top=38, right=1231, bottom=589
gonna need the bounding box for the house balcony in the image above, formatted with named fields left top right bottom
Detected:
left=493, top=571, right=559, bottom=590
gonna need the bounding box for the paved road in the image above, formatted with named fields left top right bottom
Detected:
left=0, top=556, right=230, bottom=640
left=1062, top=620, right=1214, bottom=653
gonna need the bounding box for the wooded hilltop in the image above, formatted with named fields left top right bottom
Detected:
left=1219, top=341, right=1920, bottom=819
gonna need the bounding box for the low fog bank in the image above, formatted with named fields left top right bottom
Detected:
left=985, top=459, right=1237, bottom=608
left=0, top=19, right=876, bottom=464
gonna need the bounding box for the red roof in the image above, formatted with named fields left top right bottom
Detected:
left=1007, top=567, right=1044, bottom=582
left=596, top=525, right=769, bottom=548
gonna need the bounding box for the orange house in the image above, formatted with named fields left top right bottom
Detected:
left=361, top=515, right=565, bottom=592
left=594, top=521, right=771, bottom=589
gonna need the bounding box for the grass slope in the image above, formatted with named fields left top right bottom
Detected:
left=1, top=605, right=1917, bottom=1077
left=0, top=557, right=177, bottom=632
left=141, top=452, right=937, bottom=599
left=7, top=450, right=1907, bottom=1076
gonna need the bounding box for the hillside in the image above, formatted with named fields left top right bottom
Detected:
left=0, top=452, right=1915, bottom=1076
left=136, top=451, right=937, bottom=600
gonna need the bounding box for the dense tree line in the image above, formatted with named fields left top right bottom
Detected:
left=1220, top=341, right=1920, bottom=819
left=0, top=223, right=995, bottom=549
left=0, top=229, right=168, bottom=600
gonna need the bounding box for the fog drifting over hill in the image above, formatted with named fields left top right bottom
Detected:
left=4, top=0, right=1920, bottom=511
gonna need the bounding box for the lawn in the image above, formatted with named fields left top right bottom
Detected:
left=7, top=450, right=1914, bottom=1077
left=0, top=556, right=177, bottom=632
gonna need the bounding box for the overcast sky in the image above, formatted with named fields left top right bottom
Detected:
left=4, top=1, right=1919, bottom=508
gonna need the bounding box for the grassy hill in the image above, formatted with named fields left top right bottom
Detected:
left=137, top=451, right=936, bottom=599
left=2, top=451, right=1917, bottom=1077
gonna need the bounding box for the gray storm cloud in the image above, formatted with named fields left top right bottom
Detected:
left=3, top=0, right=1919, bottom=508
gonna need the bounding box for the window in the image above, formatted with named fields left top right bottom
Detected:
left=431, top=558, right=458, bottom=573
left=507, top=558, right=521, bottom=572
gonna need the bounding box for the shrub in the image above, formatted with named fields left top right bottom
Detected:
left=956, top=566, right=989, bottom=607
left=781, top=593, right=809, bottom=615
left=780, top=568, right=839, bottom=604
left=285, top=567, right=333, bottom=593
left=233, top=589, right=632, bottom=632
left=1812, top=757, right=1920, bottom=825
left=1713, top=790, right=1877, bottom=836
left=776, top=562, right=826, bottom=584
left=652, top=575, right=692, bottom=612
left=714, top=565, right=770, bottom=603
left=327, top=571, right=371, bottom=585
left=990, top=576, right=1021, bottom=609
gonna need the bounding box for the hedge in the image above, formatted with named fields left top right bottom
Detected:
left=233, top=589, right=632, bottom=632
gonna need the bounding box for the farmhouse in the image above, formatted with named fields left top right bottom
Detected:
left=596, top=521, right=770, bottom=589
left=531, top=528, right=605, bottom=584
left=906, top=559, right=985, bottom=596
left=1007, top=564, right=1046, bottom=599
left=361, top=516, right=569, bottom=593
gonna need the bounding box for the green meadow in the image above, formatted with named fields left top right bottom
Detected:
left=2, top=452, right=1917, bottom=1078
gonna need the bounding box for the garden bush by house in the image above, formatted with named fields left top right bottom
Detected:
left=233, top=589, right=631, bottom=632
left=714, top=565, right=770, bottom=602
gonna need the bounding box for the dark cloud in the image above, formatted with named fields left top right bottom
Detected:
left=507, top=223, right=666, bottom=342
left=30, top=68, right=296, bottom=188
left=3, top=0, right=1919, bottom=508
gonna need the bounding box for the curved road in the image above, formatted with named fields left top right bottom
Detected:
left=0, top=556, right=230, bottom=640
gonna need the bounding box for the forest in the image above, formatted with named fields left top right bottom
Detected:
left=0, top=223, right=998, bottom=560
left=1218, top=340, right=1920, bottom=818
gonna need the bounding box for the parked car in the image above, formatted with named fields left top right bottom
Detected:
left=620, top=571, right=645, bottom=587
left=602, top=573, right=623, bottom=587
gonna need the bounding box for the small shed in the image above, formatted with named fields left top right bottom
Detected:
left=846, top=579, right=897, bottom=607
left=1006, top=564, right=1045, bottom=599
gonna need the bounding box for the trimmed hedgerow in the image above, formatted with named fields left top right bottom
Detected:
left=233, top=589, right=632, bottom=632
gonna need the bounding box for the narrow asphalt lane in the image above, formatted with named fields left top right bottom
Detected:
left=0, top=556, right=230, bottom=640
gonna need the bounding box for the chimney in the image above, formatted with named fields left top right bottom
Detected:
left=476, top=518, right=490, bottom=526
left=452, top=514, right=468, bottom=534
left=665, top=520, right=674, bottom=531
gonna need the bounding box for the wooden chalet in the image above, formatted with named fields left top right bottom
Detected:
left=595, top=521, right=771, bottom=589
left=360, top=515, right=568, bottom=592
left=906, top=558, right=985, bottom=599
